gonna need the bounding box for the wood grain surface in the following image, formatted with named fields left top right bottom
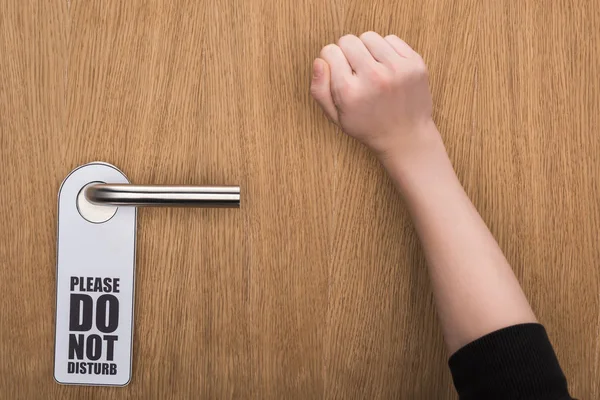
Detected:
left=0, top=0, right=598, bottom=398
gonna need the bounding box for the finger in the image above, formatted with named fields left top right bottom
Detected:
left=337, top=34, right=377, bottom=72
left=359, top=31, right=401, bottom=66
left=319, top=44, right=353, bottom=88
left=384, top=35, right=419, bottom=59
left=310, top=58, right=339, bottom=122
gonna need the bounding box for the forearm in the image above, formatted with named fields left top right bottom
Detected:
left=381, top=124, right=537, bottom=354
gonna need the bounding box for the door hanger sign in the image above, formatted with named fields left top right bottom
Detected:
left=54, top=162, right=136, bottom=386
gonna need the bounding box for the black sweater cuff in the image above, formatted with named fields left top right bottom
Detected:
left=448, top=323, right=571, bottom=400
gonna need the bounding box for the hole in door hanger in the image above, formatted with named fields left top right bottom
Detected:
left=77, top=182, right=118, bottom=223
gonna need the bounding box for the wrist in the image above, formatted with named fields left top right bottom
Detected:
left=376, top=119, right=441, bottom=160
left=377, top=123, right=455, bottom=194
left=377, top=121, right=446, bottom=171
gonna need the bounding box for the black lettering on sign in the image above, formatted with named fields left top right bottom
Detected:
left=102, top=277, right=120, bottom=293
left=66, top=276, right=122, bottom=375
left=96, top=295, right=119, bottom=333
left=69, top=294, right=93, bottom=331
left=68, top=334, right=84, bottom=360
left=86, top=334, right=103, bottom=361
left=69, top=276, right=121, bottom=293
left=67, top=361, right=118, bottom=375
left=103, top=335, right=118, bottom=361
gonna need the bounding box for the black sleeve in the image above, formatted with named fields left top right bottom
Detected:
left=448, top=323, right=572, bottom=400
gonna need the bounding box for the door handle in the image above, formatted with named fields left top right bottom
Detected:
left=85, top=184, right=240, bottom=207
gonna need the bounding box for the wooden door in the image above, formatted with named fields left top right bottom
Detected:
left=1, top=0, right=598, bottom=398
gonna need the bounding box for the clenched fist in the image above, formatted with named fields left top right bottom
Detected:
left=311, top=32, right=440, bottom=162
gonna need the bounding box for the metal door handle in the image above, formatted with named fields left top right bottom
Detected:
left=85, top=184, right=240, bottom=207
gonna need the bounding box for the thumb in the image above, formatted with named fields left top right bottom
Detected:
left=310, top=58, right=339, bottom=123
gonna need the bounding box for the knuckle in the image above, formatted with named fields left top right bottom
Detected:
left=359, top=31, right=377, bottom=41
left=339, top=80, right=355, bottom=98
left=338, top=34, right=357, bottom=47
left=368, top=67, right=383, bottom=81
left=368, top=66, right=392, bottom=88
left=375, top=77, right=393, bottom=91
left=320, top=44, right=337, bottom=58
left=413, top=58, right=429, bottom=76
left=333, top=79, right=358, bottom=106
left=389, top=62, right=403, bottom=75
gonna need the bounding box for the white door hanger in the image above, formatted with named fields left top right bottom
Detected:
left=54, top=162, right=240, bottom=386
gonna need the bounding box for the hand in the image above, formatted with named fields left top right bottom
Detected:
left=310, top=32, right=439, bottom=162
